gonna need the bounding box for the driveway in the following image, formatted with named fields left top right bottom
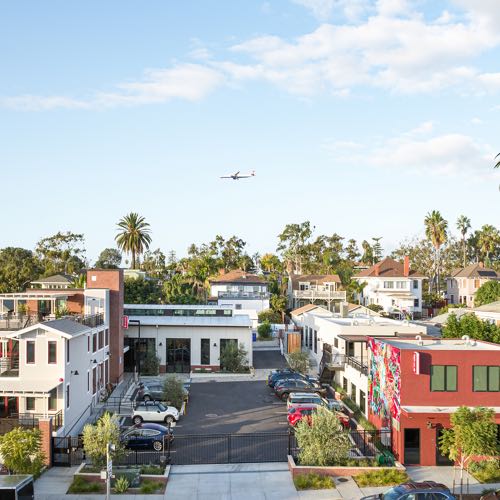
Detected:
left=179, top=381, right=286, bottom=434
left=253, top=350, right=288, bottom=369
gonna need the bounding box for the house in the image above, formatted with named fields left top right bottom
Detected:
left=291, top=305, right=428, bottom=415
left=353, top=257, right=425, bottom=318
left=123, top=304, right=253, bottom=373
left=287, top=274, right=346, bottom=311
left=208, top=270, right=269, bottom=328
left=0, top=269, right=125, bottom=437
left=446, top=263, right=499, bottom=308
left=30, top=274, right=74, bottom=290
left=473, top=300, right=500, bottom=326
left=367, top=337, right=500, bottom=466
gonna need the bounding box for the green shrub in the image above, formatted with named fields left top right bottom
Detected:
left=342, top=396, right=377, bottom=431
left=140, top=479, right=163, bottom=493
left=0, top=427, right=45, bottom=478
left=355, top=469, right=409, bottom=487
left=114, top=475, right=130, bottom=494
left=294, top=473, right=335, bottom=491
left=258, top=309, right=281, bottom=324
left=141, top=348, right=160, bottom=376
left=67, top=476, right=103, bottom=493
left=219, top=342, right=249, bottom=373
left=140, top=464, right=164, bottom=475
left=257, top=321, right=272, bottom=339
left=163, top=375, right=185, bottom=410
left=469, top=459, right=500, bottom=483
left=287, top=351, right=310, bottom=374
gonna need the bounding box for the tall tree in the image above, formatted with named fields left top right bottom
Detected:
left=277, top=221, right=313, bottom=274
left=371, top=237, right=383, bottom=263
left=35, top=231, right=86, bottom=276
left=115, top=213, right=152, bottom=269
left=361, top=240, right=374, bottom=265
left=141, top=248, right=166, bottom=278
left=424, top=210, right=448, bottom=293
left=260, top=253, right=282, bottom=273
left=94, top=248, right=122, bottom=269
left=456, top=215, right=471, bottom=268
left=0, top=247, right=43, bottom=293
left=344, top=239, right=360, bottom=263
left=477, top=224, right=500, bottom=266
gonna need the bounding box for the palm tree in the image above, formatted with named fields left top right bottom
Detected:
left=424, top=210, right=448, bottom=294
left=495, top=153, right=500, bottom=169
left=456, top=215, right=471, bottom=268
left=348, top=280, right=367, bottom=305
left=115, top=213, right=152, bottom=269
left=477, top=224, right=500, bottom=266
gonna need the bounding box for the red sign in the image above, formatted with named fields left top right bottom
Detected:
left=122, top=315, right=129, bottom=329
left=413, top=351, right=420, bottom=375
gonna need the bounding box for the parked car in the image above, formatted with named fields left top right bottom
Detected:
left=121, top=423, right=173, bottom=451
left=268, top=370, right=319, bottom=389
left=287, top=406, right=350, bottom=428
left=274, top=379, right=326, bottom=401
left=138, top=382, right=164, bottom=402
left=360, top=481, right=455, bottom=500
left=267, top=368, right=295, bottom=387
left=132, top=401, right=179, bottom=425
left=287, top=393, right=343, bottom=411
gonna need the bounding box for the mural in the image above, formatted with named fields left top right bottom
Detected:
left=367, top=338, right=401, bottom=423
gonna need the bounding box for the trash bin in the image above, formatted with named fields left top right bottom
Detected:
left=252, top=332, right=257, bottom=342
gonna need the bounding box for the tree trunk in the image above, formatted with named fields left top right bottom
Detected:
left=132, top=250, right=136, bottom=269
left=462, top=236, right=466, bottom=268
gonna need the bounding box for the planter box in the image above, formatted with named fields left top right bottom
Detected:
left=74, top=462, right=170, bottom=485
left=287, top=455, right=405, bottom=478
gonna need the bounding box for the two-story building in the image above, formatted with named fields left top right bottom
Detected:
left=0, top=269, right=124, bottom=436
left=287, top=274, right=346, bottom=311
left=446, top=263, right=499, bottom=308
left=353, top=257, right=425, bottom=318
left=367, top=337, right=500, bottom=466
left=208, top=270, right=269, bottom=328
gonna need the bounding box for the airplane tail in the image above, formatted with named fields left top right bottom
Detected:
left=251, top=170, right=256, bottom=176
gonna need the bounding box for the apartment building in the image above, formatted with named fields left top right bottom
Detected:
left=353, top=257, right=425, bottom=318
left=446, top=263, right=499, bottom=307
left=367, top=337, right=500, bottom=466
left=287, top=274, right=346, bottom=311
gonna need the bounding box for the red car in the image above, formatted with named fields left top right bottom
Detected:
left=287, top=406, right=350, bottom=428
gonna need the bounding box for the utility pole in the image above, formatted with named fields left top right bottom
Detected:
left=106, top=442, right=115, bottom=500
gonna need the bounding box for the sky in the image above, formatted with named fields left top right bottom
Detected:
left=1, top=0, right=499, bottom=263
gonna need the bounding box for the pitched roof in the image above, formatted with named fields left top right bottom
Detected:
left=31, top=274, right=73, bottom=284
left=290, top=274, right=341, bottom=290
left=474, top=300, right=500, bottom=313
left=347, top=303, right=382, bottom=316
left=209, top=269, right=266, bottom=284
left=354, top=258, right=425, bottom=279
left=450, top=264, right=499, bottom=279
left=290, top=304, right=320, bottom=316
left=42, top=319, right=90, bottom=337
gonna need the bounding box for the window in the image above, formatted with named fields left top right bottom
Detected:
left=343, top=377, right=348, bottom=392
left=201, top=339, right=210, bottom=365
left=66, top=384, right=70, bottom=409
left=105, top=329, right=109, bottom=346
left=98, top=330, right=103, bottom=350
left=26, top=341, right=35, bottom=364
left=48, top=388, right=57, bottom=411
left=92, top=333, right=97, bottom=353
left=66, top=339, right=70, bottom=363
left=413, top=280, right=419, bottom=289
left=92, top=366, right=97, bottom=394
left=313, top=330, right=317, bottom=354
left=414, top=299, right=419, bottom=308
left=359, top=390, right=366, bottom=412
left=395, top=281, right=407, bottom=289
left=48, top=341, right=57, bottom=364
left=87, top=335, right=90, bottom=352
left=235, top=304, right=242, bottom=310
left=474, top=279, right=480, bottom=289
left=26, top=397, right=35, bottom=411
left=473, top=366, right=500, bottom=392
left=334, top=338, right=338, bottom=349
left=87, top=371, right=90, bottom=392
left=384, top=281, right=394, bottom=289
left=351, top=383, right=357, bottom=400
left=431, top=365, right=457, bottom=392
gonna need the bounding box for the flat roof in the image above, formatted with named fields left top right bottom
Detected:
left=402, top=406, right=500, bottom=415
left=0, top=379, right=61, bottom=395
left=126, top=315, right=252, bottom=328
left=124, top=304, right=231, bottom=310
left=339, top=333, right=433, bottom=343
left=375, top=338, right=500, bottom=351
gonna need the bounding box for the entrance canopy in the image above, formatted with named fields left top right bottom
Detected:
left=0, top=379, right=61, bottom=397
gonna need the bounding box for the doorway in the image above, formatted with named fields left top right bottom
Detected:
left=404, top=428, right=420, bottom=465
left=436, top=426, right=453, bottom=465
left=166, top=339, right=191, bottom=373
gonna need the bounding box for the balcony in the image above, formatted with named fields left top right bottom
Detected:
left=0, top=357, right=19, bottom=377
left=0, top=314, right=42, bottom=331
left=293, top=289, right=346, bottom=301
left=72, top=313, right=105, bottom=328
left=218, top=291, right=270, bottom=300
left=0, top=410, right=63, bottom=433
left=345, top=356, right=368, bottom=376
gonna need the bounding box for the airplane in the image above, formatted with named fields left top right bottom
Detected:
left=220, top=170, right=256, bottom=180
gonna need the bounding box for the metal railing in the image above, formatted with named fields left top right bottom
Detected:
left=0, top=314, right=41, bottom=331
left=0, top=409, right=63, bottom=435
left=293, top=290, right=346, bottom=300
left=217, top=291, right=270, bottom=300
left=0, top=357, right=19, bottom=376
left=345, top=356, right=368, bottom=376
left=72, top=313, right=105, bottom=328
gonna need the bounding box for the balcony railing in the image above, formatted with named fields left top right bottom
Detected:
left=0, top=410, right=63, bottom=432
left=218, top=291, right=270, bottom=300
left=345, top=356, right=368, bottom=376
left=0, top=314, right=42, bottom=331
left=72, top=313, right=105, bottom=328
left=0, top=357, right=19, bottom=377
left=293, top=290, right=346, bottom=300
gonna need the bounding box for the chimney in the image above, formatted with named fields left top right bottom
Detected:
left=341, top=302, right=349, bottom=318
left=218, top=268, right=225, bottom=276
left=403, top=256, right=410, bottom=277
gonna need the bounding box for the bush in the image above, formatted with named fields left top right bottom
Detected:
left=219, top=342, right=249, bottom=373
left=475, top=280, right=500, bottom=307
left=287, top=351, right=310, bottom=374
left=140, top=479, right=163, bottom=493
left=257, top=321, right=272, bottom=339
left=355, top=469, right=409, bottom=487
left=141, top=348, right=160, bottom=376
left=342, top=395, right=377, bottom=431
left=67, top=476, right=103, bottom=493
left=0, top=427, right=45, bottom=478
left=293, top=473, right=335, bottom=491
left=295, top=407, right=351, bottom=466
left=140, top=464, right=164, bottom=475
left=367, top=304, right=383, bottom=313
left=258, top=309, right=281, bottom=324
left=468, top=459, right=500, bottom=483
left=163, top=375, right=185, bottom=411
left=114, top=475, right=130, bottom=494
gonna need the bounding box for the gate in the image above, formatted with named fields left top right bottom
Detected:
left=52, top=436, right=84, bottom=466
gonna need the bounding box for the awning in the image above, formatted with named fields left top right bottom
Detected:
left=0, top=379, right=62, bottom=397
left=402, top=405, right=500, bottom=416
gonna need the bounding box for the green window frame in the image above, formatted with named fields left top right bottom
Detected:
left=473, top=366, right=500, bottom=392
left=431, top=365, right=457, bottom=392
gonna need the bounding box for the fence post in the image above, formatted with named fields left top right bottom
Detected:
left=227, top=435, right=231, bottom=463
left=363, top=430, right=366, bottom=457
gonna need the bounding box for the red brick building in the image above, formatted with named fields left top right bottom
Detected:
left=367, top=337, right=500, bottom=466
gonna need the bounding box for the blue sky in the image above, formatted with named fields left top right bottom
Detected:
left=1, top=0, right=499, bottom=263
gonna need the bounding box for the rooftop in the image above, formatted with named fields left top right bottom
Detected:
left=126, top=314, right=252, bottom=328
left=450, top=263, right=498, bottom=279
left=375, top=338, right=500, bottom=351
left=209, top=269, right=266, bottom=284
left=31, top=273, right=74, bottom=284
left=290, top=304, right=321, bottom=316
left=354, top=257, right=425, bottom=279
left=474, top=300, right=500, bottom=313
left=289, top=273, right=341, bottom=290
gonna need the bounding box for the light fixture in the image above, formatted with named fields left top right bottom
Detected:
left=213, top=342, right=217, bottom=347
left=158, top=342, right=163, bottom=347
left=105, top=351, right=110, bottom=356
left=92, top=359, right=97, bottom=364
left=71, top=370, right=79, bottom=376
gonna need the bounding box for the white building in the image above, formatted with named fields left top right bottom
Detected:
left=292, top=306, right=428, bottom=416
left=0, top=289, right=110, bottom=436
left=473, top=301, right=500, bottom=326
left=209, top=270, right=269, bottom=328
left=353, top=257, right=425, bottom=318
left=123, top=304, right=253, bottom=373
left=287, top=274, right=346, bottom=311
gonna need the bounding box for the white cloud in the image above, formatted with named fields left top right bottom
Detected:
left=471, top=117, right=483, bottom=125
left=293, top=0, right=370, bottom=21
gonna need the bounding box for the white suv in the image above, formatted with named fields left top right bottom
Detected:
left=132, top=401, right=179, bottom=425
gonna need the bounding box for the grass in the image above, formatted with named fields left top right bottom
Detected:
left=140, top=464, right=165, bottom=475
left=67, top=476, right=104, bottom=493
left=293, top=473, right=336, bottom=491
left=140, top=479, right=164, bottom=493
left=355, top=469, right=409, bottom=487
left=469, top=460, right=500, bottom=483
